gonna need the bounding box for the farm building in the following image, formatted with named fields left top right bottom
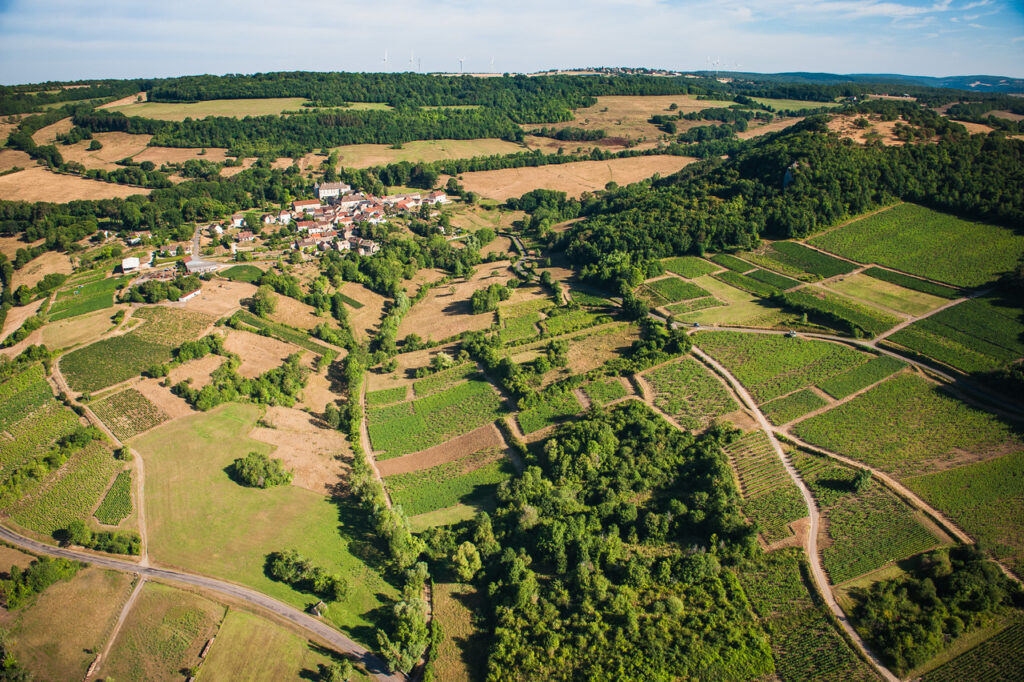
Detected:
left=121, top=256, right=140, bottom=273
left=179, top=289, right=201, bottom=302
left=183, top=256, right=220, bottom=274
left=427, top=190, right=449, bottom=204
left=230, top=213, right=246, bottom=227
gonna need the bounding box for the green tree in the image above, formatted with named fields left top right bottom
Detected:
left=232, top=451, right=293, bottom=488
left=250, top=285, right=277, bottom=318
left=451, top=541, right=482, bottom=582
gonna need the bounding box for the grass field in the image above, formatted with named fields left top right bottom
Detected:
left=107, top=97, right=310, bottom=120
left=48, top=275, right=122, bottom=321
left=385, top=448, right=512, bottom=516
left=752, top=97, right=843, bottom=111
left=200, top=608, right=355, bottom=682
left=101, top=582, right=225, bottom=682
left=905, top=450, right=1024, bottom=575
left=10, top=440, right=122, bottom=536
left=694, top=332, right=869, bottom=403
left=517, top=390, right=583, bottom=434
left=809, top=204, right=1024, bottom=287
left=815, top=355, right=906, bottom=399
left=792, top=451, right=942, bottom=583
left=861, top=267, right=960, bottom=298
left=0, top=166, right=152, bottom=202
left=738, top=550, right=878, bottom=682
left=220, top=264, right=264, bottom=283
left=432, top=583, right=486, bottom=682
left=540, top=309, right=604, bottom=336
left=662, top=256, right=719, bottom=279
left=671, top=275, right=801, bottom=328
left=133, top=403, right=395, bottom=642
left=792, top=373, right=1021, bottom=477
left=643, top=356, right=737, bottom=429
left=825, top=272, right=948, bottom=316
left=91, top=387, right=169, bottom=440
left=8, top=567, right=135, bottom=681
left=581, top=377, right=628, bottom=406
left=723, top=431, right=806, bottom=543
left=94, top=469, right=132, bottom=525
left=761, top=389, right=828, bottom=425
left=665, top=296, right=722, bottom=315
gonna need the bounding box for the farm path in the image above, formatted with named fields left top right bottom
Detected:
left=0, top=523, right=404, bottom=682
left=689, top=345, right=900, bottom=682
left=359, top=378, right=392, bottom=508
left=572, top=387, right=592, bottom=411
left=50, top=363, right=152, bottom=565
left=90, top=576, right=147, bottom=680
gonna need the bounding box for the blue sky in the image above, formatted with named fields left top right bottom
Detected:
left=0, top=0, right=1021, bottom=84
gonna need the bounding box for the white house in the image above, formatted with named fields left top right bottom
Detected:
left=230, top=213, right=246, bottom=228
left=315, top=182, right=351, bottom=201
left=292, top=199, right=321, bottom=213
left=179, top=289, right=201, bottom=302
left=121, top=257, right=140, bottom=273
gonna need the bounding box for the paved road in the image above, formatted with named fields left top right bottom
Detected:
left=0, top=523, right=404, bottom=681
left=691, top=347, right=900, bottom=682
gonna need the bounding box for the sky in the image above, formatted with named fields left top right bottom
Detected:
left=0, top=0, right=1022, bottom=84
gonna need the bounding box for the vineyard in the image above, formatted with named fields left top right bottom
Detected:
left=862, top=267, right=959, bottom=299
left=780, top=288, right=900, bottom=337
left=791, top=451, right=942, bottom=584
left=94, top=470, right=132, bottom=525
left=722, top=431, right=805, bottom=543
left=921, top=619, right=1024, bottom=682
left=792, top=373, right=1020, bottom=477
left=581, top=378, right=628, bottom=406
left=768, top=242, right=857, bottom=278
left=808, top=203, right=1024, bottom=287
left=131, top=306, right=213, bottom=346
left=643, top=356, right=737, bottom=430
left=365, top=385, right=408, bottom=407
left=498, top=312, right=541, bottom=343
left=746, top=268, right=799, bottom=290
left=761, top=388, right=828, bottom=426
left=709, top=253, right=754, bottom=273
left=739, top=247, right=816, bottom=281
left=643, top=277, right=710, bottom=304
left=665, top=297, right=722, bottom=314
left=906, top=450, right=1024, bottom=575
left=662, top=256, right=718, bottom=279
left=540, top=309, right=607, bottom=337
left=694, top=332, right=868, bottom=403
left=10, top=441, right=122, bottom=536
left=815, top=355, right=905, bottom=399
left=412, top=363, right=478, bottom=397
left=384, top=447, right=511, bottom=515
left=1, top=402, right=80, bottom=482
left=713, top=270, right=780, bottom=298
left=738, top=550, right=878, bottom=681
left=368, top=379, right=505, bottom=458
left=517, top=391, right=583, bottom=434
left=48, top=276, right=123, bottom=322
left=90, top=389, right=170, bottom=440
left=0, top=364, right=53, bottom=432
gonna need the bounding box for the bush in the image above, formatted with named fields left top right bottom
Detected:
left=232, top=451, right=293, bottom=488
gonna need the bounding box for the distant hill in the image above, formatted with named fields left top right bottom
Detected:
left=696, top=71, right=1024, bottom=94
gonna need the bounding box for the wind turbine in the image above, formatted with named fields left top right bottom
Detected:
left=409, top=50, right=414, bottom=72
left=459, top=58, right=465, bottom=75
left=490, top=56, right=495, bottom=72
left=382, top=49, right=389, bottom=71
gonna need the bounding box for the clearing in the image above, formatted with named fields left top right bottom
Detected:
left=0, top=166, right=152, bottom=202
left=398, top=261, right=512, bottom=341
left=105, top=97, right=310, bottom=120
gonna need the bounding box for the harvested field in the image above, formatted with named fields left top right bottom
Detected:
left=452, top=155, right=696, bottom=201
left=736, top=117, right=805, bottom=139
left=337, top=281, right=387, bottom=342
left=267, top=293, right=324, bottom=330
left=10, top=249, right=73, bottom=290
left=0, top=236, right=42, bottom=259
left=377, top=423, right=504, bottom=476
left=398, top=261, right=512, bottom=341
left=38, top=307, right=121, bottom=353
left=58, top=131, right=151, bottom=171
left=0, top=166, right=151, bottom=202
left=105, top=97, right=309, bottom=120
left=0, top=149, right=32, bottom=172
left=555, top=94, right=736, bottom=141
left=222, top=329, right=302, bottom=378
left=333, top=138, right=526, bottom=168
left=248, top=406, right=350, bottom=495
left=132, top=145, right=232, bottom=165
left=30, top=117, right=73, bottom=144
left=173, top=279, right=254, bottom=318
left=167, top=353, right=224, bottom=389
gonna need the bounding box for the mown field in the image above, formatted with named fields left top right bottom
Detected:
left=368, top=379, right=505, bottom=458
left=220, top=264, right=264, bottom=283
left=809, top=203, right=1024, bottom=287
left=792, top=373, right=1020, bottom=477
left=106, top=97, right=310, bottom=120
left=48, top=275, right=123, bottom=321
left=385, top=447, right=512, bottom=516
left=643, top=356, right=737, bottom=429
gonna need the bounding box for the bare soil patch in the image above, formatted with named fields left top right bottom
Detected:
left=398, top=261, right=512, bottom=341
left=0, top=166, right=151, bottom=202
left=223, top=329, right=301, bottom=377
left=176, top=279, right=255, bottom=318
left=0, top=149, right=32, bottom=172
left=722, top=408, right=758, bottom=431
left=249, top=406, right=351, bottom=495
left=452, top=155, right=696, bottom=201
left=10, top=250, right=73, bottom=290
left=0, top=298, right=43, bottom=344
left=133, top=379, right=195, bottom=420
left=378, top=423, right=504, bottom=476
left=167, top=353, right=224, bottom=389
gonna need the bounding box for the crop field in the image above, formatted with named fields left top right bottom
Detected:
left=665, top=296, right=722, bottom=314
left=738, top=550, right=878, bottom=682
left=643, top=276, right=710, bottom=304
left=368, top=379, right=505, bottom=458
left=0, top=166, right=152, bottom=202
left=816, top=355, right=906, bottom=399
left=106, top=97, right=309, bottom=120
left=709, top=253, right=754, bottom=273
left=643, top=356, right=737, bottom=429
left=385, top=447, right=511, bottom=516
left=746, top=268, right=799, bottom=290
left=94, top=470, right=132, bottom=525
left=921, top=619, right=1024, bottom=682
left=100, top=581, right=226, bottom=682
left=713, top=270, right=779, bottom=297
left=782, top=288, right=900, bottom=337
left=770, top=242, right=858, bottom=278
left=825, top=273, right=948, bottom=316
left=220, top=264, right=264, bottom=282
left=581, top=377, right=628, bottom=406
left=808, top=204, right=1024, bottom=287
left=792, top=373, right=1020, bottom=476
left=723, top=431, right=805, bottom=543
left=0, top=363, right=53, bottom=431
left=905, top=450, right=1024, bottom=574
left=862, top=267, right=960, bottom=298
left=694, top=332, right=869, bottom=403
left=540, top=309, right=605, bottom=336
left=792, top=451, right=942, bottom=583
left=10, top=441, right=122, bottom=536
left=91, top=388, right=170, bottom=440
left=761, top=389, right=828, bottom=425
left=134, top=403, right=396, bottom=637
left=662, top=256, right=718, bottom=279
left=332, top=138, right=524, bottom=168
left=517, top=391, right=583, bottom=434
left=412, top=363, right=479, bottom=397
left=366, top=385, right=408, bottom=407
left=48, top=275, right=122, bottom=321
